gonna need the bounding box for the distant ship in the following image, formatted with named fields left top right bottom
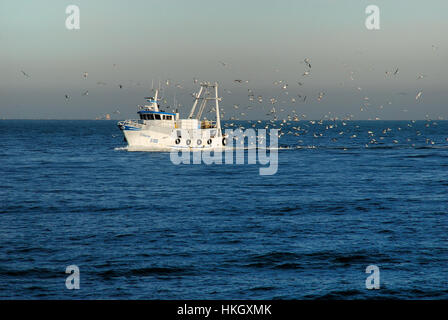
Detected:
left=118, top=82, right=227, bottom=151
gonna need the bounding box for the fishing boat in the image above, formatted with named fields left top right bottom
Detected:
left=118, top=82, right=227, bottom=151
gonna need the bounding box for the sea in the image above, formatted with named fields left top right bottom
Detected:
left=0, top=119, right=447, bottom=299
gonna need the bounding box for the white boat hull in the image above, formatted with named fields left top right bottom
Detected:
left=122, top=127, right=225, bottom=151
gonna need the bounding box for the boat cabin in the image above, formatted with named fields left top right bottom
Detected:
left=138, top=110, right=176, bottom=121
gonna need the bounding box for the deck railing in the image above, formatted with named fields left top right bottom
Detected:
left=118, top=119, right=144, bottom=128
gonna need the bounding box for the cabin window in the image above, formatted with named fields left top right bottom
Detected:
left=148, top=114, right=154, bottom=120
left=154, top=114, right=161, bottom=120
left=166, top=115, right=172, bottom=120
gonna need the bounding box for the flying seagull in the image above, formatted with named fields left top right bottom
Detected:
left=21, top=70, right=30, bottom=78
left=304, top=58, right=311, bottom=69
left=415, top=91, right=423, bottom=100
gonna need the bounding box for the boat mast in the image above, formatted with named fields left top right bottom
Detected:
left=188, top=85, right=204, bottom=119
left=188, top=82, right=222, bottom=137
left=196, top=95, right=208, bottom=120
left=214, top=82, right=222, bottom=137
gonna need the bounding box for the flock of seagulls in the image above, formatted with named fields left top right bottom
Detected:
left=213, top=57, right=427, bottom=125
left=220, top=117, right=445, bottom=150
left=18, top=67, right=126, bottom=120
left=212, top=50, right=446, bottom=148
left=16, top=43, right=446, bottom=146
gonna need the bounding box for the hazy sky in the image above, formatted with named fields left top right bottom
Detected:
left=1, top=0, right=447, bottom=120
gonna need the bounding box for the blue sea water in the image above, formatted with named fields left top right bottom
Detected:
left=0, top=119, right=447, bottom=299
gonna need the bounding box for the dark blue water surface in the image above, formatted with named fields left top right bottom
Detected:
left=0, top=120, right=447, bottom=299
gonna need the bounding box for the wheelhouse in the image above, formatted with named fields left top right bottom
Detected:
left=138, top=110, right=176, bottom=121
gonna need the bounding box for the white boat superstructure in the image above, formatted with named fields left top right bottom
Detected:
left=118, top=82, right=227, bottom=151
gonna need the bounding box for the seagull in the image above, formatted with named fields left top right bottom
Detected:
left=317, top=92, right=325, bottom=101
left=119, top=84, right=123, bottom=89
left=82, top=72, right=88, bottom=79
left=416, top=91, right=423, bottom=100
left=304, top=58, right=311, bottom=69
left=65, top=94, right=70, bottom=101
left=82, top=90, right=89, bottom=96
left=393, top=68, right=399, bottom=75
left=21, top=70, right=30, bottom=78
